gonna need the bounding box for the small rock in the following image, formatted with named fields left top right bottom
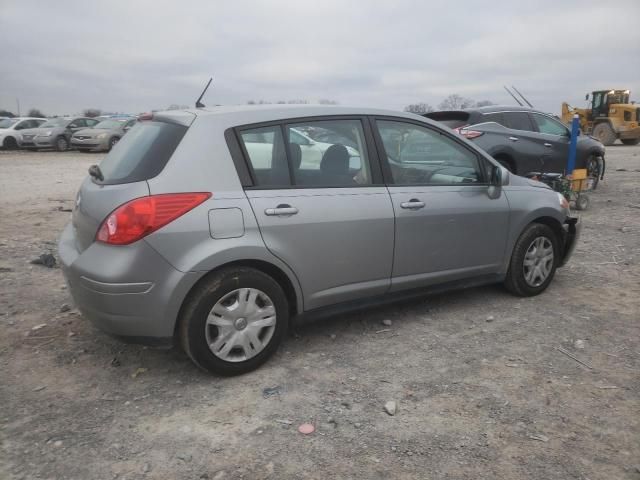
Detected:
left=131, top=367, right=147, bottom=378
left=329, top=334, right=336, bottom=340
left=262, top=385, right=282, bottom=398
left=354, top=422, right=362, bottom=429
left=213, top=472, right=227, bottom=480
left=176, top=453, right=192, bottom=462
left=67, top=331, right=76, bottom=337
left=615, top=168, right=627, bottom=172
left=32, top=386, right=46, bottom=392
left=111, top=357, right=121, bottom=367
left=382, top=319, right=393, bottom=327
left=620, top=226, right=630, bottom=233
left=59, top=304, right=71, bottom=313
left=142, top=462, right=151, bottom=473
left=574, top=339, right=585, bottom=349
left=53, top=440, right=63, bottom=447
left=486, top=315, right=495, bottom=322
left=30, top=253, right=57, bottom=268
left=31, top=323, right=47, bottom=331
left=384, top=401, right=397, bottom=416
left=529, top=434, right=549, bottom=442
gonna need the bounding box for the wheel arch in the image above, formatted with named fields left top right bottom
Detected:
left=173, top=258, right=302, bottom=339
left=492, top=152, right=516, bottom=173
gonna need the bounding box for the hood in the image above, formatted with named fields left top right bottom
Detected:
left=507, top=172, right=551, bottom=189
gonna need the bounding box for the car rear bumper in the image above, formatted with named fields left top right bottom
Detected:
left=558, top=216, right=581, bottom=267
left=58, top=222, right=201, bottom=342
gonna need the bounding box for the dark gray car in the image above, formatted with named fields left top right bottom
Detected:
left=425, top=106, right=606, bottom=187
left=71, top=118, right=138, bottom=152
left=20, top=117, right=100, bottom=151
left=59, top=105, right=580, bottom=376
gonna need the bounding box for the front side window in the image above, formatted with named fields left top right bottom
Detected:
left=285, top=119, right=371, bottom=186
left=503, top=112, right=535, bottom=131
left=532, top=114, right=568, bottom=136
left=86, top=118, right=99, bottom=127
left=377, top=120, right=482, bottom=185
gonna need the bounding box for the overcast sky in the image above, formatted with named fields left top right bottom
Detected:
left=1, top=0, right=639, bottom=116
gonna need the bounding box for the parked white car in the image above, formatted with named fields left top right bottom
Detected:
left=245, top=127, right=361, bottom=170
left=0, top=117, right=46, bottom=149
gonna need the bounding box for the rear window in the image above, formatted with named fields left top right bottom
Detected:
left=424, top=111, right=470, bottom=129
left=97, top=121, right=187, bottom=185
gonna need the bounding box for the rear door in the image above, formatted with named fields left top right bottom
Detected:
left=372, top=117, right=510, bottom=291
left=239, top=117, right=394, bottom=311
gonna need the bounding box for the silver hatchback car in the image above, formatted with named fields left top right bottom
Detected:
left=59, top=105, right=580, bottom=375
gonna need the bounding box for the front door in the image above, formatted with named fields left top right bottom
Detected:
left=373, top=118, right=510, bottom=291
left=239, top=118, right=395, bottom=311
left=530, top=112, right=572, bottom=173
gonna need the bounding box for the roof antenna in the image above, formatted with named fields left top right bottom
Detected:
left=511, top=85, right=533, bottom=108
left=504, top=86, right=523, bottom=106
left=195, top=77, right=213, bottom=108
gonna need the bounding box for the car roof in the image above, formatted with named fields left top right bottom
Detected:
left=155, top=104, right=432, bottom=129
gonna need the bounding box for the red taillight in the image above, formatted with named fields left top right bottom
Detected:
left=96, top=193, right=211, bottom=245
left=457, top=128, right=484, bottom=139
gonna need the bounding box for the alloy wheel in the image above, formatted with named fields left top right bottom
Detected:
left=523, top=237, right=554, bottom=287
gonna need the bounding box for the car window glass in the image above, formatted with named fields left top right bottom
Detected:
left=14, top=121, right=27, bottom=130
left=240, top=126, right=290, bottom=187
left=503, top=112, right=534, bottom=131
left=482, top=112, right=505, bottom=126
left=377, top=120, right=482, bottom=185
left=532, top=114, right=568, bottom=136
left=285, top=119, right=371, bottom=187
left=86, top=119, right=99, bottom=127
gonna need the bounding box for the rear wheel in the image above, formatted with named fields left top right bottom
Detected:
left=2, top=136, right=18, bottom=150
left=504, top=223, right=559, bottom=297
left=179, top=267, right=289, bottom=376
left=592, top=123, right=616, bottom=146
left=55, top=136, right=69, bottom=152
left=108, top=137, right=120, bottom=151
left=621, top=138, right=640, bottom=146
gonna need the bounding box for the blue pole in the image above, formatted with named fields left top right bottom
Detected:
left=566, top=113, right=580, bottom=175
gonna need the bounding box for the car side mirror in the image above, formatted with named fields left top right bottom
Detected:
left=491, top=165, right=508, bottom=186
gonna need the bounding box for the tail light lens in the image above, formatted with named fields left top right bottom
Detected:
left=456, top=127, right=484, bottom=139
left=96, top=193, right=211, bottom=245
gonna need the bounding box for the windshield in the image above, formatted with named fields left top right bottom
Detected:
left=0, top=119, right=19, bottom=129
left=94, top=120, right=123, bottom=129
left=39, top=118, right=68, bottom=128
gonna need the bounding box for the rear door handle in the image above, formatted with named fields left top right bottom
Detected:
left=400, top=199, right=425, bottom=210
left=544, top=143, right=552, bottom=147
left=508, top=136, right=519, bottom=142
left=264, top=205, right=298, bottom=216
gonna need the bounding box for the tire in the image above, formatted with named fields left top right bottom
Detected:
left=592, top=123, right=616, bottom=146
left=621, top=138, right=640, bottom=146
left=504, top=223, right=559, bottom=297
left=2, top=136, right=18, bottom=150
left=586, top=155, right=601, bottom=190
left=575, top=194, right=589, bottom=211
left=179, top=267, right=289, bottom=376
left=108, top=137, right=120, bottom=151
left=55, top=136, right=69, bottom=152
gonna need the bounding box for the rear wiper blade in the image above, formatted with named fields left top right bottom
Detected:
left=88, top=164, right=104, bottom=181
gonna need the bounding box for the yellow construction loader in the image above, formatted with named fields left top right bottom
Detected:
left=561, top=89, right=640, bottom=146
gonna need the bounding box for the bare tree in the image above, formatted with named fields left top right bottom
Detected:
left=0, top=109, right=16, bottom=118
left=438, top=94, right=475, bottom=110
left=27, top=108, right=46, bottom=118
left=404, top=103, right=434, bottom=114
left=83, top=108, right=101, bottom=118
left=475, top=100, right=495, bottom=107
left=318, top=99, right=338, bottom=105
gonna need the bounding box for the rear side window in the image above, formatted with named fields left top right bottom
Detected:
left=481, top=112, right=505, bottom=126
left=531, top=113, right=568, bottom=136
left=240, top=126, right=290, bottom=187
left=503, top=112, right=535, bottom=131
left=97, top=121, right=187, bottom=185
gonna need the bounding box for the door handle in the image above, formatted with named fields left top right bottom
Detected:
left=544, top=143, right=552, bottom=147
left=264, top=205, right=298, bottom=216
left=400, top=199, right=425, bottom=210
left=508, top=136, right=519, bottom=141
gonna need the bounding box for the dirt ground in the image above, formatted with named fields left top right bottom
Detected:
left=1, top=145, right=639, bottom=480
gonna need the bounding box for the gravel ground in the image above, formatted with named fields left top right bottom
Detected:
left=1, top=146, right=639, bottom=480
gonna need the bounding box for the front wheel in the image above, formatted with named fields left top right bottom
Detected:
left=504, top=223, right=559, bottom=297
left=179, top=267, right=289, bottom=376
left=586, top=155, right=602, bottom=190
left=56, top=136, right=69, bottom=152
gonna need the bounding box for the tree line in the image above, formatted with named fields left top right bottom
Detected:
left=404, top=94, right=495, bottom=114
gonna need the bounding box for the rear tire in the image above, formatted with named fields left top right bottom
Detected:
left=504, top=223, right=559, bottom=297
left=621, top=138, right=640, bottom=146
left=592, top=123, right=616, bottom=146
left=179, top=267, right=289, bottom=376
